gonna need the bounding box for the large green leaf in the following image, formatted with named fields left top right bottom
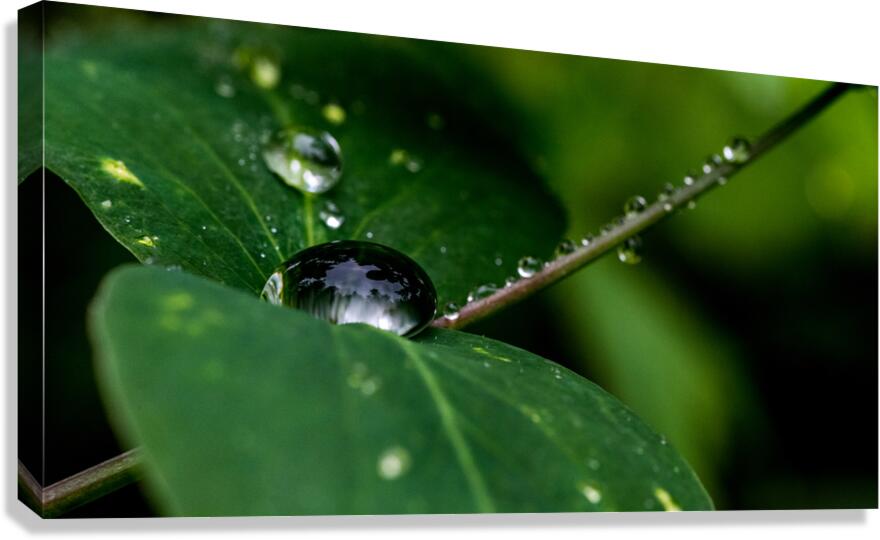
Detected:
left=90, top=266, right=713, bottom=515
left=43, top=9, right=564, bottom=305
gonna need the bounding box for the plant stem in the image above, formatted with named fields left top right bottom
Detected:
left=432, top=82, right=853, bottom=330
left=18, top=82, right=852, bottom=518
left=17, top=449, right=141, bottom=518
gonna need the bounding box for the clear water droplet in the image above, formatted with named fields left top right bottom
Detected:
left=687, top=200, right=697, bottom=210
left=517, top=256, right=543, bottom=278
left=322, top=103, right=346, bottom=125
left=377, top=446, right=411, bottom=480
left=365, top=231, right=374, bottom=239
left=467, top=283, right=499, bottom=303
left=263, top=128, right=342, bottom=194
left=494, top=256, right=503, bottom=266
left=442, top=302, right=461, bottom=321
left=319, top=200, right=345, bottom=230
left=658, top=183, right=676, bottom=212
left=624, top=195, right=647, bottom=217
left=683, top=174, right=695, bottom=186
left=439, top=245, right=447, bottom=254
left=270, top=226, right=278, bottom=234
left=722, top=137, right=751, bottom=164
left=580, top=234, right=594, bottom=247
left=555, top=239, right=577, bottom=257
left=100, top=200, right=112, bottom=209
left=617, top=236, right=643, bottom=264
left=261, top=240, right=437, bottom=337
left=717, top=175, right=728, bottom=186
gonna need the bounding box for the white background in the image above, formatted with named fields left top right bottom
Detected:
left=1, top=0, right=878, bottom=538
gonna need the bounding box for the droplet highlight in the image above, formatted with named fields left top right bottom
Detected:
left=722, top=137, right=751, bottom=164
left=319, top=200, right=345, bottom=230
left=377, top=446, right=411, bottom=480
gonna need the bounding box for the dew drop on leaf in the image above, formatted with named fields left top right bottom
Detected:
left=580, top=234, right=594, bottom=247
left=318, top=200, right=345, bottom=230
left=321, top=103, right=346, bottom=125
left=517, top=256, right=543, bottom=278
left=377, top=446, right=411, bottom=480
left=260, top=240, right=437, bottom=337
left=262, top=127, right=342, bottom=194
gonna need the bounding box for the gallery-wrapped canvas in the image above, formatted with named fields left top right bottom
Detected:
left=18, top=1, right=878, bottom=518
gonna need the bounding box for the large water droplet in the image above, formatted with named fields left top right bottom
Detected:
left=467, top=283, right=498, bottom=303
left=263, top=128, right=342, bottom=194
left=261, top=240, right=436, bottom=337
left=617, top=236, right=643, bottom=264
left=517, top=256, right=543, bottom=278
left=722, top=137, right=751, bottom=163
left=319, top=200, right=345, bottom=230
left=624, top=195, right=647, bottom=217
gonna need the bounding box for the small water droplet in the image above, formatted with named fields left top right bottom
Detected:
left=722, top=137, right=751, bottom=163
left=260, top=252, right=266, bottom=259
left=100, top=200, right=112, bottom=209
left=439, top=246, right=447, bottom=254
left=366, top=231, right=374, bottom=239
left=624, top=195, right=647, bottom=217
left=405, top=158, right=422, bottom=173
left=377, top=446, right=411, bottom=480
left=214, top=77, right=236, bottom=98
left=702, top=154, right=723, bottom=174
left=504, top=276, right=518, bottom=288
left=617, top=236, right=642, bottom=264
left=587, top=458, right=600, bottom=470
left=467, top=283, right=499, bottom=303
left=717, top=175, right=728, bottom=186
left=580, top=234, right=594, bottom=247
left=517, top=256, right=543, bottom=278
left=201, top=225, right=208, bottom=231
left=442, top=302, right=461, bottom=321
left=319, top=200, right=345, bottom=230
left=494, top=256, right=503, bottom=266
left=263, top=128, right=342, bottom=194
left=580, top=483, right=602, bottom=504
left=261, top=240, right=437, bottom=337
left=555, top=239, right=576, bottom=257
left=687, top=200, right=697, bottom=210
left=683, top=174, right=695, bottom=186
left=270, top=226, right=278, bottom=234
left=322, top=103, right=346, bottom=125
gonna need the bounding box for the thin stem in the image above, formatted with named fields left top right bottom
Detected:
left=432, top=82, right=853, bottom=330
left=18, top=449, right=142, bottom=518
left=20, top=83, right=852, bottom=518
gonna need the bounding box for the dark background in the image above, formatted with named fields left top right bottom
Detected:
left=18, top=4, right=878, bottom=516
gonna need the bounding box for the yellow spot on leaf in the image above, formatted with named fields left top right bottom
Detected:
left=136, top=236, right=157, bottom=248
left=472, top=346, right=512, bottom=363
left=100, top=158, right=144, bottom=188
left=653, top=487, right=681, bottom=512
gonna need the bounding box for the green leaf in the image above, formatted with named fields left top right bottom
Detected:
left=18, top=2, right=43, bottom=182
left=42, top=12, right=565, bottom=305
left=91, top=266, right=713, bottom=515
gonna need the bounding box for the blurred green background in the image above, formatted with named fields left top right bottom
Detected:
left=20, top=4, right=877, bottom=515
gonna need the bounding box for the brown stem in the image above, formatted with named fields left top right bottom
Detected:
left=432, top=82, right=852, bottom=330
left=17, top=449, right=142, bottom=518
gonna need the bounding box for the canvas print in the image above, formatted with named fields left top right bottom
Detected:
left=17, top=2, right=878, bottom=518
